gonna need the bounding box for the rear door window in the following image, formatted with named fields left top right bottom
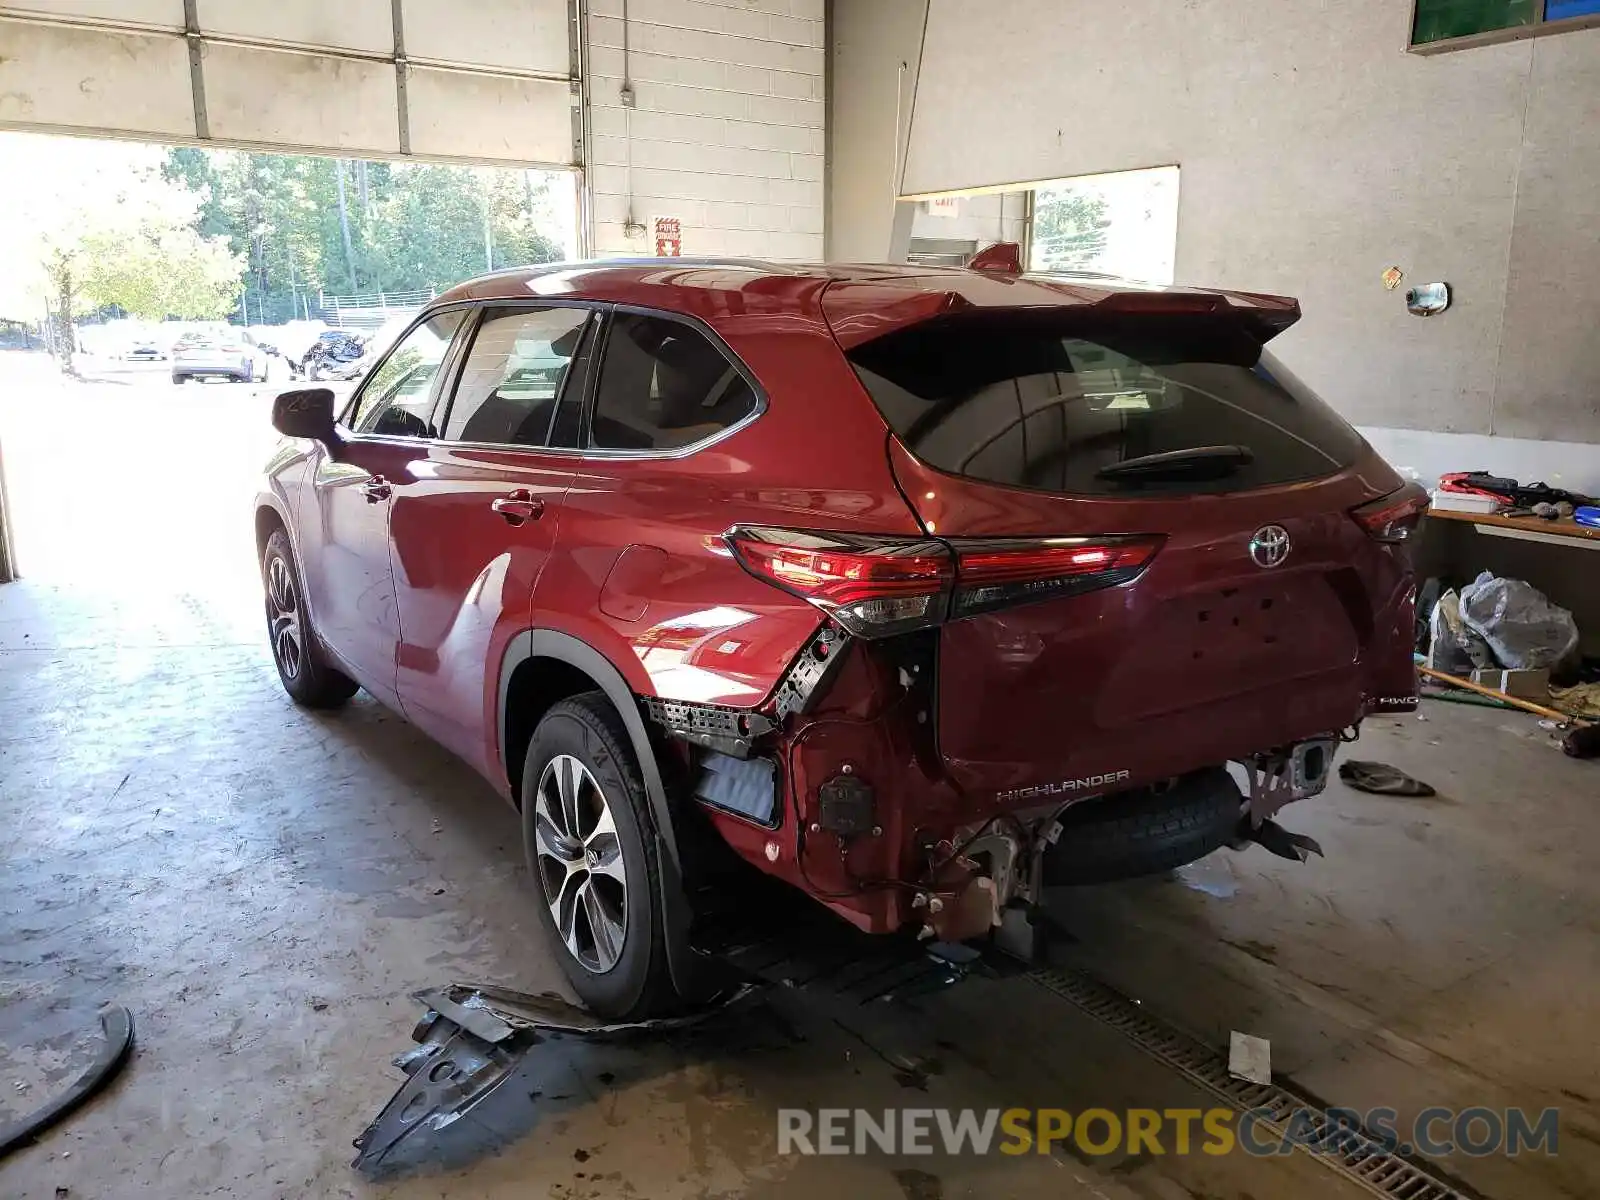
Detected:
left=847, top=315, right=1364, bottom=494
left=588, top=312, right=758, bottom=451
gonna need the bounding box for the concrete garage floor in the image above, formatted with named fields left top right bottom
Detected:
left=2, top=355, right=1597, bottom=1199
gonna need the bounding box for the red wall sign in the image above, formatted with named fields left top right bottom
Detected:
left=653, top=216, right=681, bottom=257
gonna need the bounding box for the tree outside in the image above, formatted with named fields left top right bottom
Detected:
left=1030, top=189, right=1113, bottom=274
left=0, top=131, right=575, bottom=371
left=0, top=134, right=244, bottom=367
left=163, top=150, right=569, bottom=326
left=1028, top=167, right=1181, bottom=284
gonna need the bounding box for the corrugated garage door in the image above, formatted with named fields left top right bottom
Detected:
left=0, top=0, right=581, bottom=167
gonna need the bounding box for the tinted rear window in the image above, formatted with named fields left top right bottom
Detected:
left=847, top=314, right=1364, bottom=495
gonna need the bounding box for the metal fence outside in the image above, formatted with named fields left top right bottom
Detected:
left=317, top=288, right=435, bottom=331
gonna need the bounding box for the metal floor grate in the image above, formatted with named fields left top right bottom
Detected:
left=1027, top=966, right=1474, bottom=1200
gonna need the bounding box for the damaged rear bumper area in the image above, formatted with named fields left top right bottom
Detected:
left=639, top=617, right=1348, bottom=948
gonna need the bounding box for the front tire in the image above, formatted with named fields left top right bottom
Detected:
left=262, top=530, right=360, bottom=708
left=522, top=692, right=679, bottom=1019
left=171, top=373, right=187, bottom=385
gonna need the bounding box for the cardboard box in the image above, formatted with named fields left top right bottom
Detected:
left=1471, top=668, right=1551, bottom=700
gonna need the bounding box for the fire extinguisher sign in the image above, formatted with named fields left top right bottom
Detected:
left=653, top=215, right=682, bottom=257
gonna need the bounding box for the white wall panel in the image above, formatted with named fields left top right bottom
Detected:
left=1490, top=32, right=1600, bottom=440
left=203, top=44, right=401, bottom=155
left=0, top=0, right=577, bottom=166
left=406, top=68, right=572, bottom=163
left=0, top=18, right=193, bottom=137
left=896, top=0, right=1600, bottom=445
left=200, top=0, right=394, bottom=56
left=403, top=0, right=569, bottom=75
left=1, top=0, right=178, bottom=28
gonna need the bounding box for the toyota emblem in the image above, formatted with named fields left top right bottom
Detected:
left=1249, top=524, right=1291, bottom=568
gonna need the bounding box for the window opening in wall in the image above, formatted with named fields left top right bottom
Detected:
left=1411, top=0, right=1600, bottom=51
left=907, top=237, right=979, bottom=266
left=1028, top=166, right=1180, bottom=285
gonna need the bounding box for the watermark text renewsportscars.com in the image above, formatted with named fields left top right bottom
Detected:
left=777, top=1106, right=1560, bottom=1158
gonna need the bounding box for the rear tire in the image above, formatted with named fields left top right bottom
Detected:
left=261, top=530, right=359, bottom=708
left=171, top=373, right=187, bottom=385
left=522, top=692, right=680, bottom=1019
left=1044, top=768, right=1244, bottom=885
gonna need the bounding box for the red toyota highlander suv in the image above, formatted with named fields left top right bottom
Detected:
left=255, top=252, right=1425, bottom=1017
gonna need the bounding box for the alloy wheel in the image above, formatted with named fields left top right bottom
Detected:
left=532, top=754, right=628, bottom=973
left=266, top=554, right=303, bottom=680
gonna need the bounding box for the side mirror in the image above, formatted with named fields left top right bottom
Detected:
left=271, top=386, right=337, bottom=441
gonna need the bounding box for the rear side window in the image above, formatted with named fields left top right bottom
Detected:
left=444, top=306, right=590, bottom=446
left=589, top=313, right=757, bottom=451
left=847, top=316, right=1365, bottom=495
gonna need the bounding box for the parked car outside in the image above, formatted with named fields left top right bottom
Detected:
left=299, top=329, right=368, bottom=381
left=268, top=321, right=334, bottom=373
left=329, top=315, right=417, bottom=384
left=172, top=328, right=269, bottom=383
left=254, top=254, right=1426, bottom=1018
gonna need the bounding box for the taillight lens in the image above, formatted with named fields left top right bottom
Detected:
left=1351, top=482, right=1430, bottom=543
left=726, top=527, right=954, bottom=638
left=728, top=526, right=1163, bottom=635
left=949, top=536, right=1163, bottom=617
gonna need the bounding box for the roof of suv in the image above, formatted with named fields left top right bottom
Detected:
left=433, top=257, right=1302, bottom=348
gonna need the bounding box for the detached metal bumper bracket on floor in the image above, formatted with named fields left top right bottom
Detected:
left=351, top=982, right=759, bottom=1172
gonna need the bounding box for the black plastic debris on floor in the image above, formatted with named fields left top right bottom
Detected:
left=1338, top=760, right=1436, bottom=797
left=350, top=983, right=757, bottom=1174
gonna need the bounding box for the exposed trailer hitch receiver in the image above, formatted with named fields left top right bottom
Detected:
left=1229, top=735, right=1336, bottom=863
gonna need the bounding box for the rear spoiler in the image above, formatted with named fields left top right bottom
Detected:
left=1086, top=289, right=1302, bottom=342
left=821, top=265, right=1301, bottom=350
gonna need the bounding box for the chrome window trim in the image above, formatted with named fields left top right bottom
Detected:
left=333, top=298, right=769, bottom=461
left=579, top=302, right=768, bottom=461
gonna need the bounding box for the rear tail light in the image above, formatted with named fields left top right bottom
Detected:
left=727, top=527, right=1162, bottom=637
left=1351, top=482, right=1430, bottom=543
left=949, top=536, right=1163, bottom=618
left=726, top=527, right=954, bottom=637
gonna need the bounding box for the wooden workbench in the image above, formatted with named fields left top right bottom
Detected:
left=1425, top=507, right=1600, bottom=547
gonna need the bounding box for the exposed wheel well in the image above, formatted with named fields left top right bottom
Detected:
left=503, top=656, right=609, bottom=802
left=254, top=506, right=287, bottom=563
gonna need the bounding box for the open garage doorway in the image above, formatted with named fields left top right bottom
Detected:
left=0, top=129, right=577, bottom=597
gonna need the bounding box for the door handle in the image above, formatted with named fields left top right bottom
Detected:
left=491, top=491, right=545, bottom=525
left=360, top=476, right=392, bottom=503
